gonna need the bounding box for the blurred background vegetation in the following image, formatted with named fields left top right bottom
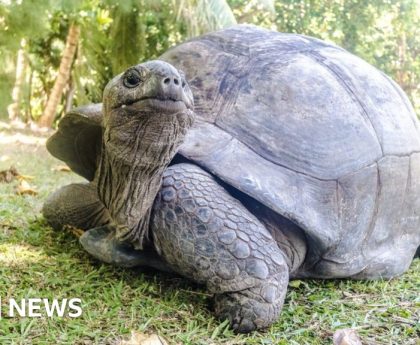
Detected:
left=0, top=0, right=419, bottom=127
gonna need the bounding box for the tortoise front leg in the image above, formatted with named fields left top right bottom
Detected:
left=151, top=164, right=290, bottom=332
left=79, top=226, right=173, bottom=272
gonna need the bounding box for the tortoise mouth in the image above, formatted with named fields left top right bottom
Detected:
left=120, top=97, right=192, bottom=113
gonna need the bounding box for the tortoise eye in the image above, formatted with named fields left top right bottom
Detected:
left=123, top=69, right=142, bottom=88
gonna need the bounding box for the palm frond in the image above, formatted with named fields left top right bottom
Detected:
left=178, top=0, right=237, bottom=37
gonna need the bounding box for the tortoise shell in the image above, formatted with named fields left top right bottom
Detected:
left=48, top=25, right=420, bottom=279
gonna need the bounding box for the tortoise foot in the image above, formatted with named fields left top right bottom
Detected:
left=80, top=226, right=172, bottom=272
left=214, top=278, right=287, bottom=333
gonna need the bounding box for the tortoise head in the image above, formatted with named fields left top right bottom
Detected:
left=103, top=60, right=194, bottom=116
left=97, top=60, right=195, bottom=249
left=100, top=60, right=195, bottom=162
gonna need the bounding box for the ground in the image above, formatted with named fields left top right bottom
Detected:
left=0, top=124, right=419, bottom=345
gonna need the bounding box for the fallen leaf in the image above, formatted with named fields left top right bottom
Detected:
left=64, top=225, right=85, bottom=238
left=0, top=166, right=19, bottom=183
left=289, top=280, right=302, bottom=288
left=118, top=331, right=168, bottom=345
left=17, top=174, right=34, bottom=181
left=52, top=164, right=71, bottom=172
left=16, top=180, right=38, bottom=195
left=333, top=328, right=363, bottom=345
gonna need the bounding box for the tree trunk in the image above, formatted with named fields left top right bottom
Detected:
left=64, top=76, right=76, bottom=114
left=27, top=67, right=33, bottom=122
left=38, top=23, right=80, bottom=128
left=396, top=31, right=407, bottom=90
left=8, top=38, right=27, bottom=121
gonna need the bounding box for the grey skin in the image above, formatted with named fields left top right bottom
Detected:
left=43, top=25, right=420, bottom=333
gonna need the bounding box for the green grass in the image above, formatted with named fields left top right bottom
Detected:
left=0, top=125, right=419, bottom=345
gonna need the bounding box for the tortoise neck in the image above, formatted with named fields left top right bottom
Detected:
left=96, top=109, right=194, bottom=249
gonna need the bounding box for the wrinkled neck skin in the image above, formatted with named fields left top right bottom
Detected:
left=96, top=106, right=194, bottom=249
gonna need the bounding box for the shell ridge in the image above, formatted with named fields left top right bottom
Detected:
left=306, top=50, right=384, bottom=156
left=399, top=156, right=411, bottom=237
left=211, top=122, right=336, bottom=182
left=360, top=162, right=381, bottom=255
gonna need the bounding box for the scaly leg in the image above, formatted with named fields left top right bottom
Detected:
left=151, top=163, right=290, bottom=332
left=42, top=182, right=110, bottom=231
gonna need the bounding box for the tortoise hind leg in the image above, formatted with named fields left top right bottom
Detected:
left=151, top=163, right=290, bottom=332
left=42, top=182, right=110, bottom=231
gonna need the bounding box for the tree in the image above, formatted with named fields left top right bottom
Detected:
left=1, top=0, right=418, bottom=124
left=0, top=0, right=51, bottom=119
left=7, top=38, right=27, bottom=121
left=38, top=22, right=80, bottom=128
left=178, top=0, right=237, bottom=37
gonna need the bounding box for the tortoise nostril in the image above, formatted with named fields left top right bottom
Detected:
left=182, top=80, right=186, bottom=87
left=163, top=77, right=171, bottom=84
left=174, top=78, right=179, bottom=85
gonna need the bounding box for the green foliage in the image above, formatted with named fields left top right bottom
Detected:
left=75, top=0, right=188, bottom=104
left=0, top=0, right=419, bottom=121
left=109, top=2, right=141, bottom=74
left=0, top=0, right=50, bottom=117
left=178, top=0, right=237, bottom=37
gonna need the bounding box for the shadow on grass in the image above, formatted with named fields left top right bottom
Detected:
left=29, top=217, right=212, bottom=308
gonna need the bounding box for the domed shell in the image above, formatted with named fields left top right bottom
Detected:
left=160, top=25, right=420, bottom=278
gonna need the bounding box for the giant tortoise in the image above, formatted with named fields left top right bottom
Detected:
left=43, top=25, right=420, bottom=332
